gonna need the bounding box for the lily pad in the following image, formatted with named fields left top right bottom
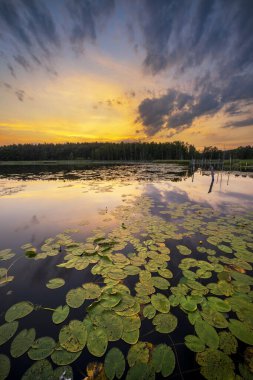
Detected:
left=121, top=329, right=139, bottom=344
left=151, top=344, right=175, bottom=377
left=97, top=311, right=123, bottom=341
left=59, top=320, right=87, bottom=352
left=46, top=278, right=65, bottom=289
left=51, top=347, right=81, bottom=365
left=66, top=288, right=85, bottom=309
left=195, top=320, right=219, bottom=349
left=122, top=315, right=141, bottom=332
left=151, top=277, right=170, bottom=290
left=218, top=331, right=238, bottom=355
left=105, top=348, right=125, bottom=380
left=184, top=335, right=206, bottom=352
left=143, top=305, right=156, bottom=319
left=0, top=321, right=19, bottom=346
left=228, top=319, right=253, bottom=345
left=82, top=283, right=102, bottom=299
left=153, top=313, right=178, bottom=333
left=100, top=293, right=122, bottom=309
left=177, top=245, right=192, bottom=255
left=52, top=305, right=69, bottom=325
left=87, top=327, right=108, bottom=357
left=21, top=359, right=53, bottom=380
left=196, top=349, right=235, bottom=380
left=5, top=301, right=34, bottom=322
left=126, top=363, right=155, bottom=380
left=53, top=366, right=73, bottom=379
left=207, top=297, right=231, bottom=312
left=0, top=354, right=10, bottom=380
left=28, top=337, right=56, bottom=360
left=10, top=328, right=36, bottom=358
left=151, top=293, right=170, bottom=313
left=127, top=342, right=150, bottom=367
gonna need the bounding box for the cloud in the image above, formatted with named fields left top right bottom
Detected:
left=14, top=54, right=32, bottom=72
left=136, top=75, right=253, bottom=136
left=223, top=117, right=253, bottom=129
left=15, top=89, right=25, bottom=101
left=138, top=0, right=253, bottom=77
left=66, top=0, right=115, bottom=52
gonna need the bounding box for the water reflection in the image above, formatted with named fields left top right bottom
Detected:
left=0, top=166, right=252, bottom=252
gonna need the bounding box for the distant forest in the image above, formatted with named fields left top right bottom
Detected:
left=0, top=142, right=252, bottom=161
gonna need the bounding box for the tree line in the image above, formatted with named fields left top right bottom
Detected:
left=0, top=142, right=252, bottom=161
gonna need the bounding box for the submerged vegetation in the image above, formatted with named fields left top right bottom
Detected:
left=0, top=193, right=253, bottom=379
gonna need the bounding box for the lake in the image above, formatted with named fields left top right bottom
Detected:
left=0, top=163, right=253, bottom=380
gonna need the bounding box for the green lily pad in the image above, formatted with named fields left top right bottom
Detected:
left=207, top=297, right=231, bottom=312
left=0, top=354, right=10, bottom=380
left=10, top=328, right=36, bottom=358
left=184, top=335, right=206, bottom=352
left=153, top=313, right=178, bottom=333
left=116, top=301, right=140, bottom=317
left=97, top=311, right=123, bottom=341
left=113, top=294, right=135, bottom=312
left=127, top=342, right=150, bottom=367
left=151, top=344, right=175, bottom=377
left=177, top=245, right=192, bottom=255
left=59, top=320, right=87, bottom=352
left=66, top=288, right=85, bottom=308
left=126, top=363, right=155, bottom=380
left=218, top=331, right=238, bottom=355
left=195, top=320, right=219, bottom=349
left=82, top=283, right=102, bottom=299
left=122, top=315, right=141, bottom=332
left=0, top=321, right=19, bottom=346
left=228, top=319, right=253, bottom=345
left=217, top=244, right=233, bottom=254
left=51, top=347, right=81, bottom=365
left=0, top=249, right=15, bottom=261
left=21, top=359, right=53, bottom=380
left=100, top=293, right=122, bottom=309
left=151, top=277, right=170, bottom=290
left=143, top=305, right=156, bottom=319
left=196, top=349, right=235, bottom=380
left=122, top=329, right=139, bottom=344
left=202, top=306, right=228, bottom=329
left=151, top=293, right=170, bottom=313
left=5, top=301, right=34, bottom=322
left=180, top=296, right=198, bottom=312
left=28, top=337, right=56, bottom=360
left=87, top=327, right=108, bottom=358
left=52, top=305, right=69, bottom=324
left=53, top=366, right=73, bottom=380
left=105, top=347, right=125, bottom=380
left=46, top=278, right=65, bottom=289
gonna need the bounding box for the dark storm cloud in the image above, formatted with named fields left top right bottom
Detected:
left=224, top=118, right=253, bottom=129
left=136, top=0, right=253, bottom=136
left=137, top=76, right=253, bottom=136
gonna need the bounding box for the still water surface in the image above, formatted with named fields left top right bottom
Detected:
left=0, top=164, right=252, bottom=379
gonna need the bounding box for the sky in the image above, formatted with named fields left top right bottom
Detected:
left=0, top=0, right=253, bottom=149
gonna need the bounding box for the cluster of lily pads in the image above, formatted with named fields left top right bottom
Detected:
left=0, top=195, right=253, bottom=379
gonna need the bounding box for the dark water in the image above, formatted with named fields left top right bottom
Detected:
left=0, top=164, right=253, bottom=380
